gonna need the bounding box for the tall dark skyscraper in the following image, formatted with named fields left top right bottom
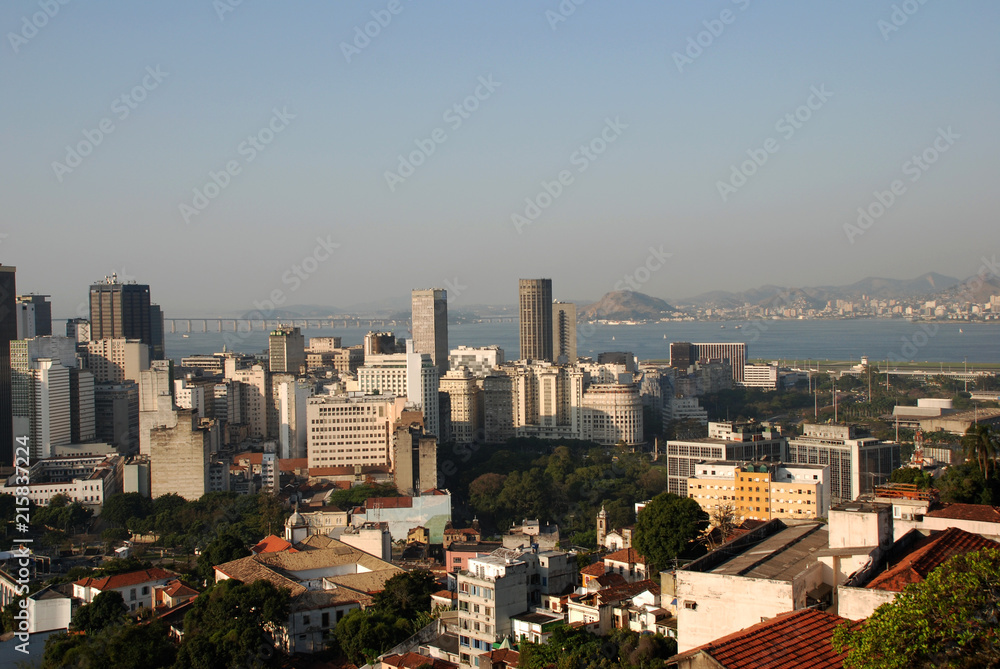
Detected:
left=89, top=274, right=164, bottom=360
left=0, top=265, right=16, bottom=466
left=519, top=278, right=553, bottom=361
left=411, top=288, right=449, bottom=375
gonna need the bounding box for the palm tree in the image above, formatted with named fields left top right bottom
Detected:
left=962, top=424, right=999, bottom=478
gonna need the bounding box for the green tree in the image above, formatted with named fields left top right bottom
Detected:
left=196, top=532, right=250, bottom=582
left=174, top=578, right=290, bottom=669
left=36, top=499, right=93, bottom=533
left=97, top=556, right=153, bottom=576
left=962, top=424, right=998, bottom=479
left=0, top=493, right=34, bottom=526
left=72, top=590, right=127, bottom=634
left=101, top=492, right=154, bottom=528
left=889, top=467, right=935, bottom=488
left=102, top=526, right=131, bottom=547
left=833, top=547, right=1000, bottom=668
left=335, top=609, right=412, bottom=666
left=372, top=569, right=437, bottom=618
left=0, top=594, right=27, bottom=634
left=633, top=492, right=708, bottom=572
left=468, top=472, right=507, bottom=516
left=43, top=619, right=176, bottom=669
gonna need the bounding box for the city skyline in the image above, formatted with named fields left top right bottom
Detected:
left=2, top=2, right=999, bottom=314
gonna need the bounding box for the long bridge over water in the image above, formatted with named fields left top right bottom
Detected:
left=162, top=315, right=516, bottom=333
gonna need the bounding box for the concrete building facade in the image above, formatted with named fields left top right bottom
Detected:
left=786, top=424, right=900, bottom=503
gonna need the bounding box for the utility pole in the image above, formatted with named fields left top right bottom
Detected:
left=833, top=376, right=838, bottom=423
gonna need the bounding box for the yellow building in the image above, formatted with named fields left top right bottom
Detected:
left=686, top=461, right=828, bottom=522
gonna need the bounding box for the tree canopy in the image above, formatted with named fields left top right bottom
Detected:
left=196, top=531, right=251, bottom=582
left=518, top=625, right=676, bottom=669
left=71, top=590, right=128, bottom=635
left=833, top=547, right=1000, bottom=668
left=173, top=578, right=290, bottom=669
left=633, top=492, right=708, bottom=572
left=43, top=619, right=177, bottom=669
left=336, top=570, right=437, bottom=665
left=372, top=569, right=438, bottom=618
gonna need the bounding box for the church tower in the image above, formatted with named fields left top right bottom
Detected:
left=596, top=505, right=607, bottom=547
left=284, top=503, right=309, bottom=545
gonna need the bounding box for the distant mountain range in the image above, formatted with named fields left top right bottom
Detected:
left=226, top=271, right=998, bottom=321
left=580, top=291, right=676, bottom=320
left=679, top=272, right=971, bottom=309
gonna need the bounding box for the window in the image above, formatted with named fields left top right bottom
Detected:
left=142, top=586, right=149, bottom=595
left=303, top=615, right=310, bottom=626
left=460, top=636, right=470, bottom=647
left=322, top=612, right=330, bottom=628
left=684, top=601, right=697, bottom=610
left=130, top=589, right=136, bottom=601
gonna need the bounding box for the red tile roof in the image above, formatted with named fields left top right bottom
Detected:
left=75, top=567, right=174, bottom=592
left=603, top=547, right=647, bottom=566
left=431, top=589, right=455, bottom=600
left=233, top=451, right=264, bottom=465
left=482, top=648, right=520, bottom=667
left=251, top=535, right=298, bottom=555
left=866, top=527, right=998, bottom=592
left=279, top=458, right=309, bottom=471
left=672, top=609, right=850, bottom=668
left=925, top=503, right=1000, bottom=523
left=160, top=579, right=199, bottom=599
left=594, top=572, right=627, bottom=589
left=381, top=652, right=458, bottom=669
left=580, top=561, right=606, bottom=577
left=596, top=579, right=659, bottom=604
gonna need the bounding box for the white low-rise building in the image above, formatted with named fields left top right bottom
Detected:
left=675, top=519, right=830, bottom=653
left=73, top=567, right=176, bottom=612
left=1, top=453, right=123, bottom=509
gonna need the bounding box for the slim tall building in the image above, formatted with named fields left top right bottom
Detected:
left=17, top=295, right=51, bottom=336
left=519, top=279, right=553, bottom=362
left=411, top=289, right=449, bottom=376
left=149, top=304, right=165, bottom=360
left=0, top=265, right=17, bottom=465
left=552, top=301, right=577, bottom=364
left=269, top=326, right=305, bottom=374
left=89, top=274, right=160, bottom=359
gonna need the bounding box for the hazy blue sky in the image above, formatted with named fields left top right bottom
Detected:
left=2, top=1, right=998, bottom=316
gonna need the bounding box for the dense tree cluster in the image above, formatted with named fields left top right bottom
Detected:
left=518, top=625, right=676, bottom=669
left=446, top=438, right=667, bottom=544
left=99, top=491, right=287, bottom=553
left=833, top=547, right=1000, bottom=668
left=633, top=492, right=709, bottom=572
left=887, top=425, right=1000, bottom=505
left=335, top=569, right=438, bottom=665
left=43, top=578, right=291, bottom=669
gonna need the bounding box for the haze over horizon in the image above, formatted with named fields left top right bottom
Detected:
left=3, top=1, right=999, bottom=316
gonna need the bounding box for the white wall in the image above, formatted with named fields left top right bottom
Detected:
left=676, top=572, right=794, bottom=652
